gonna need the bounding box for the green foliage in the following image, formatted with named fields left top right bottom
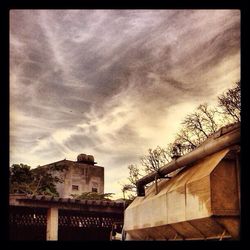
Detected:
left=9, top=163, right=66, bottom=196
left=10, top=164, right=33, bottom=184
left=70, top=192, right=114, bottom=201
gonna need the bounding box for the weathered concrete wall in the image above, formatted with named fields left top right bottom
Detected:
left=44, top=160, right=104, bottom=198
left=61, top=162, right=104, bottom=198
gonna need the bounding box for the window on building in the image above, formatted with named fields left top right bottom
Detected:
left=92, top=182, right=98, bottom=193
left=72, top=185, right=79, bottom=191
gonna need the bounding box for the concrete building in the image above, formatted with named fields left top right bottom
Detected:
left=40, top=153, right=104, bottom=198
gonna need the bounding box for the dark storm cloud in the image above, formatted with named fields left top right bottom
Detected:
left=11, top=10, right=240, bottom=111
left=180, top=22, right=240, bottom=77
left=10, top=10, right=240, bottom=194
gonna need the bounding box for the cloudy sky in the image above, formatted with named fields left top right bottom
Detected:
left=10, top=10, right=240, bottom=198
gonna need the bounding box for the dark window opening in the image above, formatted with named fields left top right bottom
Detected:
left=92, top=188, right=98, bottom=193
left=72, top=185, right=79, bottom=191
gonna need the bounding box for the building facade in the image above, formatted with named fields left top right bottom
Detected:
left=40, top=154, right=104, bottom=198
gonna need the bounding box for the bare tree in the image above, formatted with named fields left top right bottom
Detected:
left=181, top=103, right=219, bottom=138
left=218, top=81, right=241, bottom=122
left=121, top=164, right=142, bottom=199
left=171, top=103, right=224, bottom=157
left=127, top=164, right=142, bottom=186
left=172, top=129, right=198, bottom=155
left=198, top=103, right=219, bottom=133
left=140, top=146, right=171, bottom=174
left=122, top=81, right=241, bottom=197
left=121, top=184, right=135, bottom=200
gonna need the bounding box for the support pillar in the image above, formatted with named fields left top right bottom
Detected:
left=46, top=207, right=58, bottom=241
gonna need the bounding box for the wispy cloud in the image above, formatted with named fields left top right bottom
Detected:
left=10, top=9, right=240, bottom=197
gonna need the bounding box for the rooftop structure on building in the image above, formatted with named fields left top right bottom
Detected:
left=39, top=153, right=104, bottom=198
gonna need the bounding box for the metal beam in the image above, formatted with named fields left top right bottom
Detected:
left=136, top=122, right=240, bottom=196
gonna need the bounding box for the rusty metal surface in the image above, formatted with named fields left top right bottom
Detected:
left=211, top=159, right=239, bottom=214
left=125, top=217, right=233, bottom=240
left=124, top=149, right=240, bottom=240
left=136, top=122, right=240, bottom=196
